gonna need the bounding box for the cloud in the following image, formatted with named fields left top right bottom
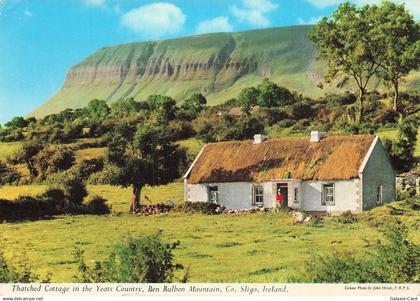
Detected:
left=121, top=2, right=186, bottom=38
left=305, top=0, right=341, bottom=8
left=84, top=0, right=106, bottom=6
left=297, top=16, right=322, bottom=25
left=196, top=16, right=233, bottom=34
left=230, top=0, right=278, bottom=27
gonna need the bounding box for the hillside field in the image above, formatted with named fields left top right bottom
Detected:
left=0, top=186, right=418, bottom=282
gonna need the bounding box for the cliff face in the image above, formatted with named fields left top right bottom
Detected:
left=30, top=25, right=419, bottom=117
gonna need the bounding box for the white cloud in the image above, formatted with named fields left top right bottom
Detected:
left=121, top=2, right=186, bottom=38
left=24, top=8, right=32, bottom=17
left=297, top=16, right=322, bottom=25
left=306, top=0, right=341, bottom=8
left=84, top=0, right=106, bottom=6
left=196, top=16, right=233, bottom=34
left=230, top=0, right=278, bottom=27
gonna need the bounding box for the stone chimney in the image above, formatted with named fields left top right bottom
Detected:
left=253, top=134, right=269, bottom=144
left=310, top=131, right=327, bottom=143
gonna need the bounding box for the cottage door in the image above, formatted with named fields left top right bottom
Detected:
left=276, top=183, right=288, bottom=208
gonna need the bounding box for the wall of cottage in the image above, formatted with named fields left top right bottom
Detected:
left=300, top=179, right=361, bottom=213
left=184, top=181, right=275, bottom=209
left=361, top=138, right=396, bottom=209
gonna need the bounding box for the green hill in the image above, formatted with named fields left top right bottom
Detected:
left=31, top=25, right=419, bottom=117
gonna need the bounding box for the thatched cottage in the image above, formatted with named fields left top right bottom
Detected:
left=183, top=132, right=396, bottom=214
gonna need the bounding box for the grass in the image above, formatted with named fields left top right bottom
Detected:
left=376, top=127, right=420, bottom=158
left=74, top=147, right=106, bottom=163
left=0, top=199, right=417, bottom=283
left=176, top=138, right=204, bottom=156
left=0, top=141, right=22, bottom=161
left=0, top=183, right=184, bottom=213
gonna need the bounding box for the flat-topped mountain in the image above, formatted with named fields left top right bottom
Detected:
left=31, top=25, right=419, bottom=117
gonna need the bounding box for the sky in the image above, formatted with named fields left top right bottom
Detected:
left=0, top=0, right=419, bottom=125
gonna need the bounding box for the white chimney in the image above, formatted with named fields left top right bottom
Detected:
left=310, top=131, right=327, bottom=143
left=254, top=134, right=269, bottom=144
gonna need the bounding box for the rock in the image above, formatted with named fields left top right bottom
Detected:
left=304, top=216, right=311, bottom=222
left=293, top=211, right=305, bottom=223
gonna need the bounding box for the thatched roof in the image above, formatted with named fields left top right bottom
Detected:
left=186, top=135, right=375, bottom=184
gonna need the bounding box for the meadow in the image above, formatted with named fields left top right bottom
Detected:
left=0, top=128, right=418, bottom=283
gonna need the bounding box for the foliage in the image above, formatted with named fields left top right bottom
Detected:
left=0, top=249, right=42, bottom=283
left=257, top=79, right=294, bottom=107
left=369, top=1, right=420, bottom=112
left=239, top=86, right=259, bottom=114
left=110, top=98, right=142, bottom=117
left=85, top=195, right=111, bottom=215
left=0, top=161, right=21, bottom=185
left=386, top=118, right=417, bottom=172
left=297, top=223, right=419, bottom=283
left=32, top=146, right=75, bottom=180
left=174, top=201, right=221, bottom=215
left=182, top=93, right=207, bottom=116
left=146, top=95, right=177, bottom=124
left=74, top=233, right=183, bottom=283
left=106, top=121, right=187, bottom=211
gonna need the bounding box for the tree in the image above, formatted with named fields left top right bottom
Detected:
left=85, top=99, right=110, bottom=121
left=182, top=93, right=207, bottom=116
left=106, top=122, right=187, bottom=212
left=19, top=140, right=44, bottom=178
left=309, top=2, right=381, bottom=122
left=238, top=87, right=259, bottom=115
left=256, top=79, right=294, bottom=108
left=4, top=117, right=28, bottom=129
left=146, top=95, right=177, bottom=123
left=389, top=118, right=417, bottom=172
left=369, top=1, right=420, bottom=112
left=110, top=98, right=142, bottom=117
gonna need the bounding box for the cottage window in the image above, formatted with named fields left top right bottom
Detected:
left=322, top=183, right=335, bottom=206
left=208, top=186, right=218, bottom=204
left=376, top=185, right=383, bottom=205
left=294, top=188, right=299, bottom=203
left=253, top=185, right=264, bottom=206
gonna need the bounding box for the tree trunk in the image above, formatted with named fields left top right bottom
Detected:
left=393, top=81, right=399, bottom=113
left=357, top=87, right=365, bottom=124
left=130, top=186, right=142, bottom=213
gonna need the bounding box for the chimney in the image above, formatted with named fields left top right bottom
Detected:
left=254, top=134, right=269, bottom=144
left=310, top=131, right=327, bottom=143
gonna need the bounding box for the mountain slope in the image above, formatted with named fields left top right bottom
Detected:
left=31, top=25, right=419, bottom=117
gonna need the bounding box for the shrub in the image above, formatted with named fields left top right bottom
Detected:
left=295, top=223, right=419, bottom=283
left=85, top=195, right=111, bottom=215
left=0, top=249, right=42, bottom=283
left=335, top=210, right=357, bottom=224
left=174, top=201, right=221, bottom=215
left=74, top=233, right=184, bottom=283
left=75, top=158, right=104, bottom=180
left=0, top=162, right=21, bottom=185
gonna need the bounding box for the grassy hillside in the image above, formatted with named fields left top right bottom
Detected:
left=0, top=193, right=417, bottom=282
left=29, top=25, right=418, bottom=118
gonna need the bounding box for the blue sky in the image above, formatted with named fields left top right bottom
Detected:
left=0, top=0, right=418, bottom=125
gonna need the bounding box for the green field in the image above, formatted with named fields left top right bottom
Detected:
left=0, top=189, right=417, bottom=282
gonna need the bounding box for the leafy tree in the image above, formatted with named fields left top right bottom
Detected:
left=369, top=1, right=420, bottom=112
left=106, top=122, right=187, bottom=212
left=4, top=117, right=28, bottom=129
left=33, top=146, right=75, bottom=179
left=74, top=233, right=184, bottom=283
left=256, top=79, right=294, bottom=107
left=146, top=95, right=177, bottom=123
left=388, top=118, right=417, bottom=172
left=110, top=98, right=142, bottom=117
left=18, top=140, right=44, bottom=178
left=182, top=93, right=207, bottom=116
left=309, top=2, right=381, bottom=122
left=85, top=99, right=110, bottom=121
left=238, top=87, right=259, bottom=115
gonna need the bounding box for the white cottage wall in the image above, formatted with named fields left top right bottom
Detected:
left=301, top=179, right=360, bottom=213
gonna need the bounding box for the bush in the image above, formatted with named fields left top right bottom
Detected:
left=335, top=210, right=358, bottom=224
left=174, top=201, right=221, bottom=215
left=0, top=162, right=21, bottom=185
left=0, top=249, right=43, bottom=283
left=295, top=223, right=419, bottom=283
left=74, top=233, right=184, bottom=283
left=85, top=195, right=111, bottom=215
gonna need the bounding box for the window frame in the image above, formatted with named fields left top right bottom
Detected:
left=252, top=185, right=264, bottom=206
left=322, top=183, right=335, bottom=206
left=293, top=188, right=299, bottom=204
left=376, top=185, right=383, bottom=205
left=208, top=186, right=219, bottom=204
